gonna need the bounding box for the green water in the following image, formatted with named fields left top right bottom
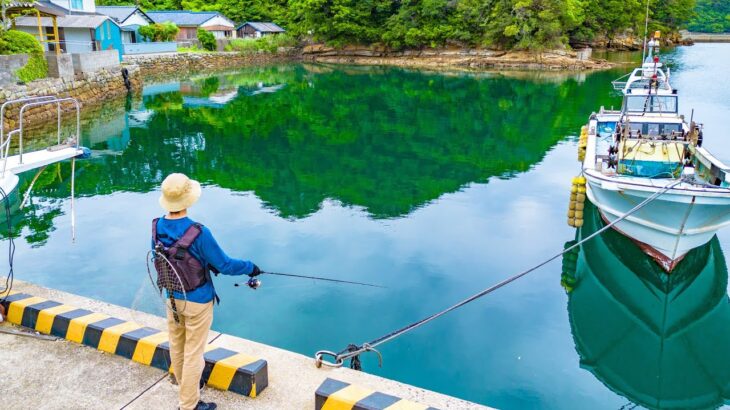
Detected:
left=7, top=44, right=730, bottom=409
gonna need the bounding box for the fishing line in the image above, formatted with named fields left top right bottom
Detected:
left=315, top=178, right=686, bottom=369
left=234, top=271, right=385, bottom=289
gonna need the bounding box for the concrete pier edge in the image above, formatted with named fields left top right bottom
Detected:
left=1, top=290, right=268, bottom=398
left=1, top=280, right=489, bottom=409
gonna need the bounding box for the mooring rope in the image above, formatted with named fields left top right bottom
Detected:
left=0, top=186, right=16, bottom=306
left=315, top=177, right=686, bottom=369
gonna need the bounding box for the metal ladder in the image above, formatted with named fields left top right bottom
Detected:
left=0, top=96, right=80, bottom=177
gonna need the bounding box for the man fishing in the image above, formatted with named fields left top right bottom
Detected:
left=152, top=173, right=260, bottom=410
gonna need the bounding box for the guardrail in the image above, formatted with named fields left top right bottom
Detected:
left=122, top=42, right=177, bottom=55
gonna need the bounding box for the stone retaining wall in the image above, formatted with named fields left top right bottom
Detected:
left=0, top=65, right=142, bottom=133
left=124, top=51, right=299, bottom=79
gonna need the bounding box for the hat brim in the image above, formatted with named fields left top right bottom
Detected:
left=159, top=179, right=201, bottom=212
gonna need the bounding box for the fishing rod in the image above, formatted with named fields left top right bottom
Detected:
left=234, top=271, right=386, bottom=290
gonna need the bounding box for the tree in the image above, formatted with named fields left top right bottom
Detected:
left=687, top=0, right=730, bottom=32
left=571, top=0, right=643, bottom=43
left=197, top=27, right=216, bottom=50
left=483, top=0, right=585, bottom=50
left=288, top=0, right=394, bottom=46
left=651, top=0, right=696, bottom=33
left=139, top=22, right=180, bottom=41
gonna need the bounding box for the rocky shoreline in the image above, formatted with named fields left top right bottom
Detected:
left=301, top=45, right=615, bottom=71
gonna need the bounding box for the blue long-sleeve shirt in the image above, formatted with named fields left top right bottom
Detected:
left=152, top=216, right=254, bottom=303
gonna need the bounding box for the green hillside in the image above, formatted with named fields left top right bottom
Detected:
left=688, top=0, right=730, bottom=32
left=97, top=0, right=696, bottom=50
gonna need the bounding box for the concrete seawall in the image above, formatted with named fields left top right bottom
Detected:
left=682, top=32, right=730, bottom=43
left=1, top=280, right=489, bottom=409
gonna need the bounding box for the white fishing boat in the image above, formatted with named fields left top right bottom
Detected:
left=0, top=96, right=88, bottom=200
left=579, top=32, right=730, bottom=271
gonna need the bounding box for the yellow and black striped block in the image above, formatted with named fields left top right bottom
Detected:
left=1, top=291, right=268, bottom=397
left=315, top=378, right=439, bottom=410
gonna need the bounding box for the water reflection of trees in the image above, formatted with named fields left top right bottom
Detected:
left=14, top=64, right=621, bottom=241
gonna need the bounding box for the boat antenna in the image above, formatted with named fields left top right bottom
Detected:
left=641, top=0, right=651, bottom=64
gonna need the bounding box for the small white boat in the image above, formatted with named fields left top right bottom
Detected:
left=580, top=33, right=730, bottom=271
left=0, top=96, right=88, bottom=199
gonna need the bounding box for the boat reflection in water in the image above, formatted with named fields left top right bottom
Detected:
left=563, top=202, right=730, bottom=409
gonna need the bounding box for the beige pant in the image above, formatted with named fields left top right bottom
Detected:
left=167, top=299, right=214, bottom=410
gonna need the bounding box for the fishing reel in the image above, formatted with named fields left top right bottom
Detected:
left=247, top=277, right=261, bottom=290
left=233, top=277, right=262, bottom=290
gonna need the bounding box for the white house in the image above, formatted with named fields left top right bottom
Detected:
left=14, top=14, right=123, bottom=57
left=46, top=0, right=95, bottom=13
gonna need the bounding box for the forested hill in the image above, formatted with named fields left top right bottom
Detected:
left=100, top=0, right=697, bottom=50
left=688, top=0, right=730, bottom=32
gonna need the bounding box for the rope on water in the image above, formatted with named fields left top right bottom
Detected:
left=315, top=177, right=686, bottom=369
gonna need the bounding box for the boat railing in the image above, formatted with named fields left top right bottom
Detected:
left=611, top=73, right=631, bottom=91
left=0, top=96, right=80, bottom=177
left=612, top=81, right=628, bottom=91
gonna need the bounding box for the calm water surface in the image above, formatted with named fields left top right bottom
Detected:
left=7, top=44, right=730, bottom=409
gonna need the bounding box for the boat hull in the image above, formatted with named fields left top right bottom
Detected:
left=585, top=175, right=730, bottom=270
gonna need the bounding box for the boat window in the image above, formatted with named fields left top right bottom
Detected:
left=624, top=122, right=684, bottom=137
left=663, top=123, right=681, bottom=133
left=624, top=96, right=678, bottom=113
left=625, top=96, right=649, bottom=112
left=646, top=123, right=660, bottom=135
left=597, top=122, right=615, bottom=138
left=650, top=96, right=677, bottom=113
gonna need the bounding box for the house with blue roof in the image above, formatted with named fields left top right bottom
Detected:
left=147, top=10, right=236, bottom=40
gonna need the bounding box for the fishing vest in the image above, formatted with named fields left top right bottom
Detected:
left=152, top=218, right=208, bottom=292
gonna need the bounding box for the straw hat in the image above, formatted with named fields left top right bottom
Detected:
left=159, top=173, right=201, bottom=212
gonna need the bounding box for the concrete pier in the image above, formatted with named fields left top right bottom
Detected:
left=1, top=280, right=489, bottom=409
left=682, top=32, right=730, bottom=43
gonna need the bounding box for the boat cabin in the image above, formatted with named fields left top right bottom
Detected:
left=623, top=94, right=678, bottom=114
